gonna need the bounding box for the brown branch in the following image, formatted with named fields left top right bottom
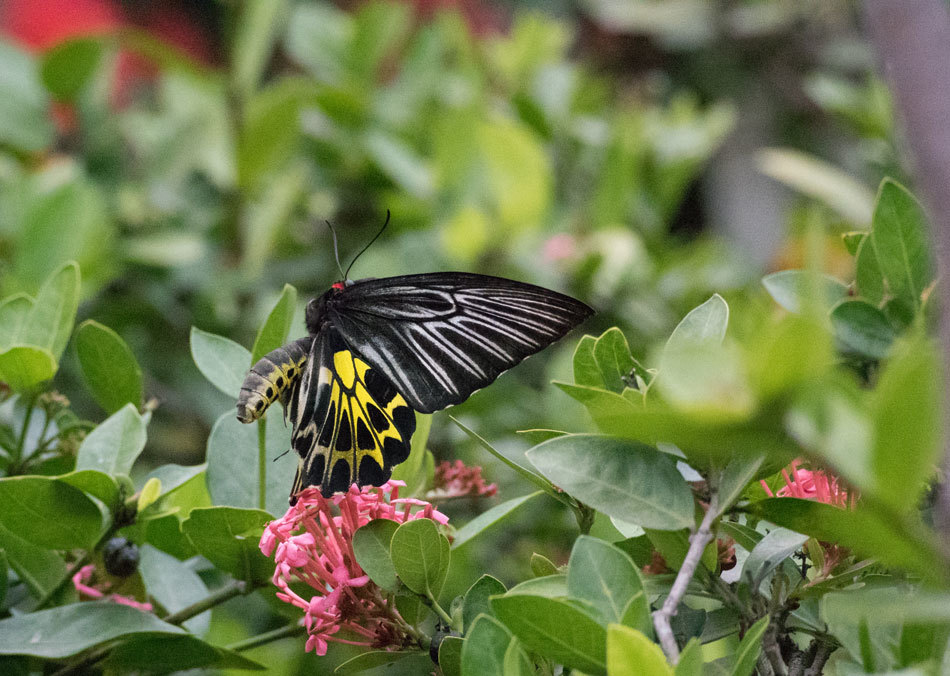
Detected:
left=864, top=0, right=950, bottom=549
left=652, top=491, right=718, bottom=664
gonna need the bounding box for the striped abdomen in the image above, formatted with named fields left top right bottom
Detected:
left=236, top=336, right=313, bottom=423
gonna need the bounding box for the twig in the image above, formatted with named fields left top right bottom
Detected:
left=163, top=580, right=248, bottom=625
left=652, top=490, right=719, bottom=664
left=762, top=617, right=788, bottom=676
left=804, top=641, right=835, bottom=676
left=864, top=0, right=950, bottom=550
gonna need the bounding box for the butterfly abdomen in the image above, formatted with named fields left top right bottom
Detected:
left=236, top=336, right=313, bottom=423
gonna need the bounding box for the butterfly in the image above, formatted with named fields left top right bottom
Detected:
left=236, top=228, right=592, bottom=504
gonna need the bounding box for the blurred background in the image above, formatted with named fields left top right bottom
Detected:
left=0, top=0, right=899, bottom=670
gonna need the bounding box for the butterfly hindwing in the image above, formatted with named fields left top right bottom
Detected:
left=290, top=327, right=415, bottom=501
left=327, top=272, right=594, bottom=413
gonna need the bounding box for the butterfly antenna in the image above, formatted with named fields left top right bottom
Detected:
left=325, top=220, right=346, bottom=279
left=343, top=210, right=390, bottom=280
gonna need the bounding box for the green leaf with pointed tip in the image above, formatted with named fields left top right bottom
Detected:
left=452, top=491, right=543, bottom=549
left=390, top=518, right=450, bottom=599
left=0, top=345, right=56, bottom=391
left=527, top=435, right=695, bottom=531
left=190, top=327, right=251, bottom=398
left=19, top=260, right=80, bottom=361
left=463, top=575, right=507, bottom=632
left=491, top=595, right=606, bottom=674
left=855, top=235, right=884, bottom=303
left=0, top=476, right=102, bottom=549
left=841, top=231, right=866, bottom=256
left=251, top=284, right=297, bottom=363
left=75, top=403, right=147, bottom=476
left=181, top=507, right=272, bottom=583
left=506, top=574, right=568, bottom=599
left=741, top=529, right=808, bottom=592
left=593, top=328, right=636, bottom=394
left=353, top=518, right=399, bottom=592
left=666, top=294, right=729, bottom=348
left=530, top=553, right=559, bottom=578
left=606, top=624, right=671, bottom=676
left=830, top=300, right=897, bottom=360
left=731, top=615, right=769, bottom=676
left=75, top=320, right=143, bottom=414
left=567, top=536, right=645, bottom=626
left=573, top=334, right=604, bottom=389
left=0, top=294, right=32, bottom=350
left=56, top=470, right=120, bottom=507
left=761, top=270, right=848, bottom=314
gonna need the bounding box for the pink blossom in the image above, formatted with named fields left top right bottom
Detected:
left=426, top=459, right=498, bottom=501
left=72, top=564, right=153, bottom=612
left=760, top=460, right=856, bottom=508
left=261, top=480, right=449, bottom=655
left=542, top=233, right=578, bottom=262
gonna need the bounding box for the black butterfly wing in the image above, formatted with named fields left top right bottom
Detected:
left=326, top=272, right=594, bottom=413
left=289, top=326, right=416, bottom=502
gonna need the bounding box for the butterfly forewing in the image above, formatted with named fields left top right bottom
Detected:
left=327, top=273, right=593, bottom=413
left=289, top=327, right=415, bottom=501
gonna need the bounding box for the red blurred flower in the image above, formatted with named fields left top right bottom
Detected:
left=427, top=459, right=498, bottom=501
left=760, top=459, right=856, bottom=509
left=72, top=563, right=153, bottom=612
left=260, top=481, right=448, bottom=656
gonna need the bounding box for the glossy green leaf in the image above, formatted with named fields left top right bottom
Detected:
left=870, top=339, right=941, bottom=513
left=439, top=636, right=464, bottom=676
left=19, top=260, right=80, bottom=362
left=0, top=39, right=54, bottom=151
left=75, top=320, right=143, bottom=414
left=0, top=345, right=56, bottom=391
left=138, top=545, right=210, bottom=635
left=761, top=270, right=848, bottom=314
left=527, top=435, right=695, bottom=531
left=0, top=294, right=32, bottom=350
left=491, top=595, right=606, bottom=674
left=841, top=231, right=866, bottom=256
left=353, top=519, right=399, bottom=592
left=567, top=536, right=645, bottom=626
left=452, top=491, right=543, bottom=549
left=462, top=575, right=507, bottom=632
left=181, top=507, right=273, bottom=583
left=205, top=411, right=296, bottom=518
left=251, top=284, right=297, bottom=363
left=830, top=300, right=897, bottom=360
left=606, top=624, right=671, bottom=676
left=0, top=476, right=102, bottom=550
left=855, top=235, right=884, bottom=303
left=0, top=602, right=186, bottom=658
left=665, top=294, right=729, bottom=348
left=716, top=455, right=764, bottom=517
left=75, top=403, right=147, bottom=476
left=104, top=635, right=265, bottom=672
left=0, top=522, right=65, bottom=597
left=741, top=529, right=807, bottom=591
left=190, top=326, right=251, bottom=398
left=390, top=518, right=450, bottom=598
left=870, top=179, right=934, bottom=309
left=731, top=615, right=769, bottom=676
left=462, top=615, right=516, bottom=676
left=41, top=38, right=102, bottom=100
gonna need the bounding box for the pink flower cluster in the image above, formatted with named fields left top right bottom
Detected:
left=427, top=460, right=498, bottom=501
left=761, top=459, right=856, bottom=508
left=260, top=480, right=448, bottom=656
left=72, top=564, right=153, bottom=612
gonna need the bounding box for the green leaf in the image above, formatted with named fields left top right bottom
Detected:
left=593, top=328, right=637, bottom=394
left=463, top=575, right=507, bottom=632
left=462, top=615, right=517, bottom=676
left=0, top=602, right=186, bottom=658
left=0, top=522, right=65, bottom=597
left=855, top=235, right=884, bottom=303
left=251, top=284, right=297, bottom=363
left=231, top=0, right=288, bottom=101
left=103, top=635, right=265, bottom=672
left=452, top=492, right=543, bottom=549
left=204, top=411, right=296, bottom=518
left=491, top=595, right=606, bottom=674
left=390, top=518, right=450, bottom=599
left=506, top=574, right=568, bottom=599
left=41, top=38, right=102, bottom=101
left=439, top=636, right=464, bottom=676
left=0, top=294, right=32, bottom=350
left=526, top=435, right=695, bottom=531
left=75, top=403, right=147, bottom=476
left=731, top=615, right=769, bottom=676
left=761, top=270, right=848, bottom=314
left=567, top=536, right=645, bottom=626
left=0, top=550, right=6, bottom=608
left=138, top=545, right=211, bottom=635
left=353, top=519, right=399, bottom=592
left=675, top=638, right=703, bottom=676
left=716, top=455, right=764, bottom=517
left=75, top=320, right=144, bottom=414
left=334, top=650, right=427, bottom=675
left=530, top=553, right=559, bottom=578
left=391, top=412, right=433, bottom=495
left=0, top=476, right=102, bottom=550
left=870, top=179, right=934, bottom=309
left=365, top=131, right=434, bottom=198
left=283, top=3, right=352, bottom=83
left=181, top=507, right=273, bottom=584
left=190, top=327, right=251, bottom=398
left=606, top=624, right=672, bottom=676
left=239, top=79, right=315, bottom=188
left=56, top=469, right=120, bottom=507
left=822, top=587, right=950, bottom=626
left=0, top=39, right=54, bottom=151
left=573, top=335, right=605, bottom=389
left=665, top=294, right=729, bottom=348
left=841, top=231, right=866, bottom=257
left=19, top=260, right=80, bottom=362
left=741, top=528, right=807, bottom=591
left=870, top=339, right=941, bottom=513
left=750, top=498, right=948, bottom=585
left=748, top=315, right=832, bottom=400
left=144, top=463, right=207, bottom=499
left=0, top=345, right=56, bottom=391
left=502, top=638, right=533, bottom=675
left=657, top=341, right=755, bottom=418
left=830, top=300, right=897, bottom=360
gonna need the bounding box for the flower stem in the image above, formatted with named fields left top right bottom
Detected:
left=227, top=623, right=306, bottom=652
left=164, top=580, right=249, bottom=625
left=258, top=417, right=267, bottom=511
